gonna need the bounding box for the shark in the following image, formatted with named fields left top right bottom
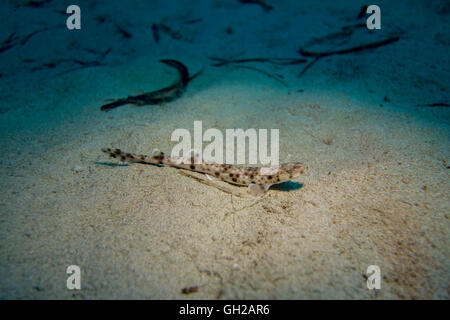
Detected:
left=101, top=148, right=307, bottom=195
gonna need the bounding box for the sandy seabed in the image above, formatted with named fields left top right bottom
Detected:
left=0, top=0, right=448, bottom=299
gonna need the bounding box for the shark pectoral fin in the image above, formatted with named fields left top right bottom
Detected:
left=205, top=174, right=220, bottom=181
left=247, top=184, right=266, bottom=196
left=187, top=149, right=201, bottom=163
left=152, top=149, right=164, bottom=157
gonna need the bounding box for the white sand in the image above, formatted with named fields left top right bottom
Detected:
left=0, top=0, right=448, bottom=299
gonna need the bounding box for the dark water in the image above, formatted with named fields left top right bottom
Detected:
left=0, top=0, right=448, bottom=301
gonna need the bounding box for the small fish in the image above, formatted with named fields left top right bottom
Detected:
left=239, top=0, right=273, bottom=12
left=157, top=23, right=182, bottom=40
left=22, top=0, right=52, bottom=8
left=100, top=59, right=201, bottom=112
left=102, top=148, right=307, bottom=195
left=114, top=23, right=132, bottom=39
left=419, top=103, right=450, bottom=108
left=151, top=23, right=160, bottom=43
left=357, top=5, right=369, bottom=19
left=181, top=286, right=198, bottom=294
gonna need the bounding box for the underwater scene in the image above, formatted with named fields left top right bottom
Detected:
left=0, top=0, right=448, bottom=300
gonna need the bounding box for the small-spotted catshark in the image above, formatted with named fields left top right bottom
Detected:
left=102, top=148, right=306, bottom=195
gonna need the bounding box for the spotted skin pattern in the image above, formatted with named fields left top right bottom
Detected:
left=102, top=148, right=306, bottom=194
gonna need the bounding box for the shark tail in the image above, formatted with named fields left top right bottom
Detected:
left=101, top=148, right=165, bottom=165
